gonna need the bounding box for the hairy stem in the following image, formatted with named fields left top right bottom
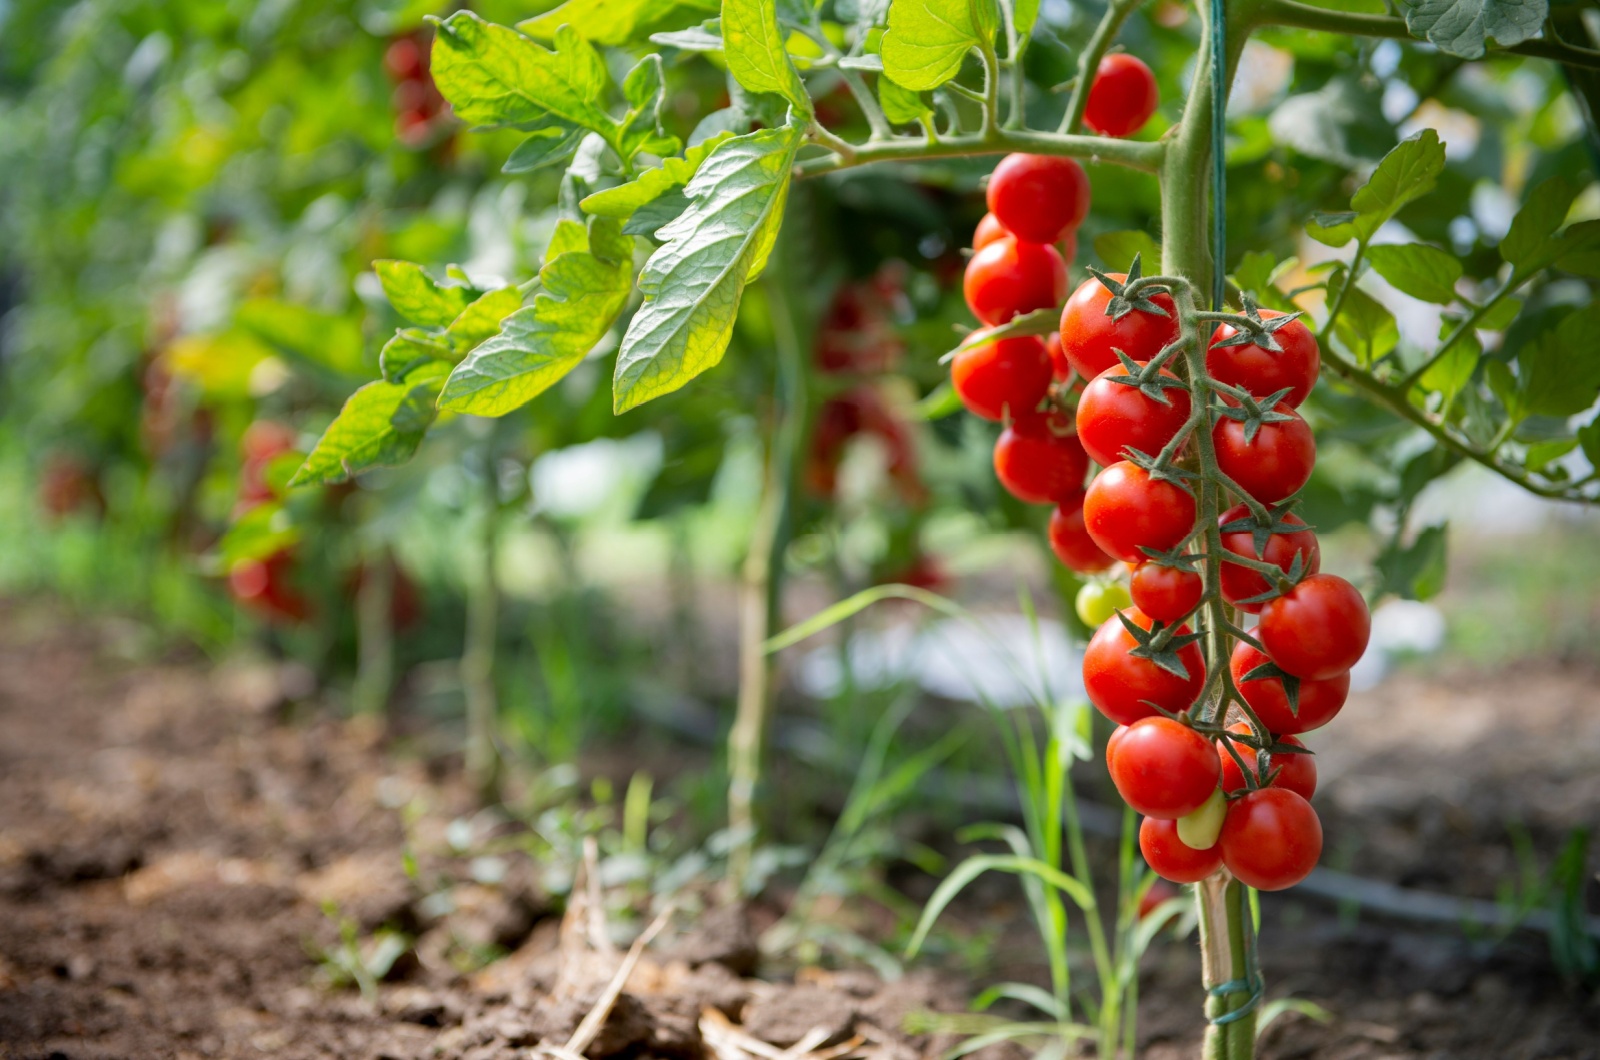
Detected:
left=796, top=127, right=1167, bottom=178
left=1058, top=0, right=1148, bottom=134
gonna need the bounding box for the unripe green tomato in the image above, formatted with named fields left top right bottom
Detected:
left=1177, top=785, right=1227, bottom=850
left=1076, top=581, right=1132, bottom=627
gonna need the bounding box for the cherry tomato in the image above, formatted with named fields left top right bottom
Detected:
left=1217, top=723, right=1316, bottom=800
left=1075, top=366, right=1192, bottom=467
left=1108, top=716, right=1220, bottom=818
left=384, top=37, right=426, bottom=82
left=1083, top=609, right=1205, bottom=725
left=993, top=411, right=1089, bottom=504
left=1082, top=461, right=1197, bottom=563
left=1212, top=403, right=1315, bottom=504
left=985, top=154, right=1091, bottom=245
left=1229, top=642, right=1349, bottom=734
left=1219, top=788, right=1323, bottom=891
left=1217, top=504, right=1321, bottom=613
left=1046, top=331, right=1071, bottom=383
left=964, top=236, right=1068, bottom=326
left=973, top=212, right=1007, bottom=251
left=1058, top=275, right=1180, bottom=381
left=1140, top=816, right=1223, bottom=884
left=229, top=550, right=313, bottom=624
left=1048, top=502, right=1117, bottom=574
left=1076, top=580, right=1132, bottom=628
left=1257, top=573, right=1371, bottom=680
left=1130, top=560, right=1202, bottom=623
left=1207, top=310, right=1320, bottom=409
left=950, top=336, right=1053, bottom=422
left=243, top=421, right=296, bottom=462
left=1083, top=54, right=1160, bottom=138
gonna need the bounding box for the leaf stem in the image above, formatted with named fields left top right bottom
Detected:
left=1058, top=0, right=1148, bottom=134
left=1396, top=269, right=1527, bottom=391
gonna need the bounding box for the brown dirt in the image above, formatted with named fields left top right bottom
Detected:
left=0, top=599, right=1597, bottom=1059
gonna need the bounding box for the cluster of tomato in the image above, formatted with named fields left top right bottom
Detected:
left=384, top=31, right=449, bottom=147
left=226, top=422, right=315, bottom=624
left=1083, top=304, right=1370, bottom=890
left=946, top=54, right=1370, bottom=892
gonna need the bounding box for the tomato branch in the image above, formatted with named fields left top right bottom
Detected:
left=794, top=128, right=1167, bottom=178
left=1248, top=0, right=1600, bottom=71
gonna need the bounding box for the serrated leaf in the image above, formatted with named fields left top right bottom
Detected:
left=1518, top=303, right=1600, bottom=418
left=1485, top=358, right=1520, bottom=421
left=1367, top=243, right=1463, bottom=304
left=1418, top=331, right=1477, bottom=403
left=439, top=219, right=634, bottom=416
left=1500, top=175, right=1581, bottom=272
left=613, top=123, right=805, bottom=413
left=374, top=260, right=477, bottom=327
left=1306, top=130, right=1446, bottom=248
left=1525, top=438, right=1577, bottom=473
left=722, top=0, right=813, bottom=116
left=624, top=189, right=693, bottom=237
left=519, top=0, right=718, bottom=46
left=504, top=117, right=587, bottom=173
left=879, top=75, right=932, bottom=125
left=619, top=54, right=674, bottom=159
left=1477, top=295, right=1522, bottom=331
left=290, top=363, right=450, bottom=486
left=1332, top=286, right=1398, bottom=366
left=1375, top=523, right=1447, bottom=602
left=881, top=0, right=998, bottom=92
left=1401, top=0, right=1546, bottom=60
left=581, top=132, right=735, bottom=218
left=1011, top=0, right=1041, bottom=39
left=378, top=286, right=524, bottom=383
left=1093, top=230, right=1162, bottom=272
left=430, top=12, right=616, bottom=139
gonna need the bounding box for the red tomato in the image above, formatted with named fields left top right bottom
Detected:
left=964, top=237, right=1068, bottom=326
left=1059, top=275, right=1180, bottom=381
left=1207, top=311, right=1321, bottom=409
left=993, top=412, right=1089, bottom=505
left=1217, top=723, right=1316, bottom=800
left=1048, top=503, right=1117, bottom=574
left=1217, top=503, right=1321, bottom=613
left=950, top=336, right=1053, bottom=422
left=1046, top=331, right=1071, bottom=383
left=985, top=154, right=1091, bottom=245
left=384, top=37, right=426, bottom=82
left=1082, top=461, right=1196, bottom=563
left=242, top=420, right=296, bottom=462
left=1219, top=788, right=1323, bottom=891
left=973, top=212, right=1007, bottom=250
left=229, top=550, right=313, bottom=624
left=1075, top=366, right=1192, bottom=467
left=1083, top=54, right=1160, bottom=138
left=1082, top=608, right=1205, bottom=725
left=1212, top=403, right=1316, bottom=504
left=1229, top=642, right=1350, bottom=734
left=1108, top=716, right=1220, bottom=818
left=1130, top=560, right=1202, bottom=624
left=1257, top=573, right=1371, bottom=680
left=1140, top=817, right=1223, bottom=884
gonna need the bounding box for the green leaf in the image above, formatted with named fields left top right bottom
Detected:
left=1557, top=220, right=1600, bottom=278
left=722, top=0, right=813, bottom=116
left=1577, top=415, right=1600, bottom=469
left=1332, top=286, right=1398, bottom=366
left=905, top=853, right=1095, bottom=959
left=430, top=12, right=616, bottom=138
left=1524, top=438, right=1577, bottom=473
left=1093, top=230, right=1162, bottom=272
left=881, top=0, right=998, bottom=92
left=878, top=76, right=933, bottom=125
left=623, top=189, right=692, bottom=237
left=439, top=219, right=634, bottom=416
left=1476, top=295, right=1523, bottom=331
left=235, top=300, right=366, bottom=377
left=1418, top=331, right=1477, bottom=403
left=518, top=0, right=719, bottom=46
left=1484, top=358, right=1520, bottom=421
left=1500, top=175, right=1580, bottom=272
left=374, top=260, right=476, bottom=327
left=580, top=131, right=734, bottom=218
left=1374, top=523, right=1447, bottom=601
left=290, top=363, right=450, bottom=486
left=613, top=123, right=805, bottom=413
left=1366, top=243, right=1463, bottom=304
left=504, top=117, right=588, bottom=173
left=1306, top=130, right=1446, bottom=247
left=378, top=286, right=524, bottom=382
left=1401, top=0, right=1547, bottom=59
left=1010, top=0, right=1041, bottom=40
left=651, top=20, right=726, bottom=50
left=1518, top=303, right=1600, bottom=418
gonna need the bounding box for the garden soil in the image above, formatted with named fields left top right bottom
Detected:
left=1, top=600, right=1596, bottom=1060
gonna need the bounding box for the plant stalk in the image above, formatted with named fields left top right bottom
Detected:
left=351, top=548, right=394, bottom=717
left=463, top=435, right=502, bottom=804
